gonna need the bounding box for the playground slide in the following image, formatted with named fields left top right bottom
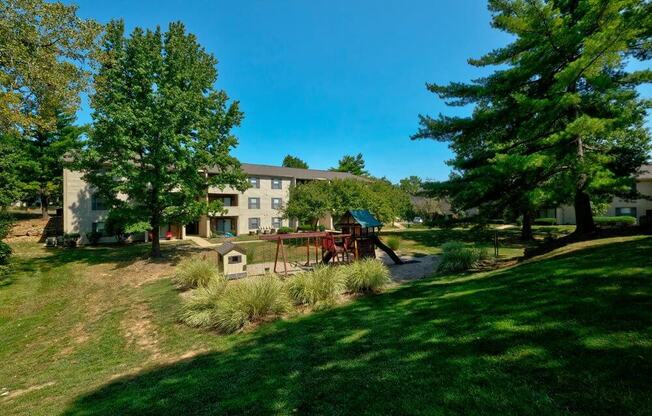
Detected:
left=372, top=235, right=404, bottom=264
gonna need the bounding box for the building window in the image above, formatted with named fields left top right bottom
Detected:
left=272, top=217, right=283, bottom=228
left=271, top=198, right=282, bottom=209
left=248, top=217, right=260, bottom=230
left=92, top=222, right=105, bottom=235
left=249, top=177, right=260, bottom=188
left=615, top=207, right=637, bottom=217
left=228, top=255, right=242, bottom=264
left=221, top=196, right=232, bottom=207
left=271, top=178, right=282, bottom=189
left=248, top=197, right=260, bottom=209
left=91, top=194, right=106, bottom=211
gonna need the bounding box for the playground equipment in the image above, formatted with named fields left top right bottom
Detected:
left=255, top=210, right=403, bottom=276
left=336, top=210, right=403, bottom=264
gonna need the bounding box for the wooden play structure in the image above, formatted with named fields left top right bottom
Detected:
left=336, top=210, right=403, bottom=264
left=259, top=210, right=403, bottom=275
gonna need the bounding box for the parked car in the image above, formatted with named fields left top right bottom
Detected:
left=413, top=217, right=424, bottom=224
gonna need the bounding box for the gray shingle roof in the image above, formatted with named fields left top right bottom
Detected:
left=638, top=164, right=652, bottom=180
left=208, top=163, right=361, bottom=180
left=215, top=242, right=247, bottom=256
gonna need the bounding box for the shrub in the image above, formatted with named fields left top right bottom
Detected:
left=287, top=265, right=346, bottom=308
left=63, top=232, right=81, bottom=248
left=298, top=224, right=314, bottom=232
left=180, top=274, right=289, bottom=333
left=385, top=236, right=400, bottom=251
left=179, top=277, right=228, bottom=328
left=277, top=226, right=293, bottom=234
left=343, top=258, right=391, bottom=293
left=437, top=241, right=488, bottom=273
left=0, top=241, right=12, bottom=265
left=173, top=257, right=220, bottom=290
left=318, top=225, right=326, bottom=232
left=534, top=217, right=557, bottom=225
left=213, top=274, right=290, bottom=333
left=86, top=231, right=103, bottom=245
left=594, top=216, right=636, bottom=227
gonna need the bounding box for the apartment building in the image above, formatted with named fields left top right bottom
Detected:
left=62, top=163, right=359, bottom=241
left=539, top=164, right=652, bottom=224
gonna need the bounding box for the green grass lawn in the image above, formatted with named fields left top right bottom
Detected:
left=380, top=225, right=575, bottom=259
left=1, top=235, right=651, bottom=415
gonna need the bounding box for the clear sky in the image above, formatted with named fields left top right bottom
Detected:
left=70, top=0, right=648, bottom=182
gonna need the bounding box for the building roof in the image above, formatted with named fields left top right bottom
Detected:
left=348, top=210, right=383, bottom=228
left=208, top=163, right=361, bottom=181
left=638, top=164, right=652, bottom=180
left=215, top=242, right=247, bottom=256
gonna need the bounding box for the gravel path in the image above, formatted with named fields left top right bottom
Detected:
left=375, top=250, right=439, bottom=283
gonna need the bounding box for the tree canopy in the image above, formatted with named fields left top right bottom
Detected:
left=284, top=178, right=410, bottom=227
left=330, top=153, right=369, bottom=176
left=414, top=0, right=651, bottom=236
left=282, top=155, right=309, bottom=169
left=79, top=21, right=248, bottom=256
left=0, top=0, right=99, bottom=133
left=399, top=176, right=423, bottom=195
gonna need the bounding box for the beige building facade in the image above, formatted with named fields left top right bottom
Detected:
left=63, top=163, right=357, bottom=242
left=541, top=165, right=652, bottom=225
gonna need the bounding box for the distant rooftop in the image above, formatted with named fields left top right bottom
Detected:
left=638, top=164, right=652, bottom=180
left=209, top=163, right=362, bottom=181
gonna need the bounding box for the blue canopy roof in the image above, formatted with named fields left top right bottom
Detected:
left=349, top=210, right=383, bottom=228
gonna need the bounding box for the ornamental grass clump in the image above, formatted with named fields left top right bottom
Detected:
left=179, top=276, right=228, bottom=328
left=213, top=274, right=291, bottom=333
left=172, top=257, right=221, bottom=290
left=287, top=265, right=347, bottom=309
left=385, top=236, right=401, bottom=251
left=437, top=241, right=488, bottom=274
left=343, top=258, right=391, bottom=293
left=180, top=274, right=290, bottom=333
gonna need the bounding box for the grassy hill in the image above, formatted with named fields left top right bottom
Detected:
left=1, top=236, right=651, bottom=415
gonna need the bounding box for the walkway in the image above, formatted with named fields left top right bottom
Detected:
left=184, top=235, right=217, bottom=248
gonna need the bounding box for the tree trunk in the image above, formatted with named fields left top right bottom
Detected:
left=151, top=214, right=161, bottom=258
left=521, top=210, right=534, bottom=241
left=40, top=192, right=49, bottom=219
left=574, top=190, right=595, bottom=234
left=573, top=135, right=595, bottom=235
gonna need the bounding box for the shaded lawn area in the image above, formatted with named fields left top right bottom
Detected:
left=381, top=225, right=575, bottom=259
left=38, top=236, right=651, bottom=415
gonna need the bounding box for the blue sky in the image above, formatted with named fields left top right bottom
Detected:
left=71, top=0, right=649, bottom=182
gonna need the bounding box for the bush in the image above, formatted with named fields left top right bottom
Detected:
left=173, top=257, right=221, bottom=290
left=179, top=277, right=228, bottom=328
left=63, top=232, right=81, bottom=248
left=0, top=241, right=12, bottom=265
left=534, top=217, right=557, bottom=225
left=213, top=274, right=290, bottom=333
left=437, top=241, right=488, bottom=274
left=342, top=258, right=391, bottom=293
left=277, top=226, right=293, bottom=234
left=594, top=216, right=636, bottom=226
left=298, top=224, right=314, bottom=232
left=287, top=266, right=346, bottom=308
left=86, top=231, right=103, bottom=245
left=385, top=236, right=400, bottom=251
left=181, top=274, right=290, bottom=333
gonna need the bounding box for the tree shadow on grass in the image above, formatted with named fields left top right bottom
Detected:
left=10, top=241, right=208, bottom=277
left=64, top=238, right=652, bottom=415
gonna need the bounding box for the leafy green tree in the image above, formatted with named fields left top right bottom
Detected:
left=0, top=133, right=27, bottom=208
left=284, top=180, right=332, bottom=228
left=399, top=176, right=423, bottom=195
left=284, top=179, right=410, bottom=226
left=0, top=0, right=99, bottom=133
left=415, top=0, right=651, bottom=235
left=330, top=153, right=369, bottom=176
left=20, top=111, right=86, bottom=218
left=282, top=155, right=309, bottom=169
left=80, top=21, right=248, bottom=257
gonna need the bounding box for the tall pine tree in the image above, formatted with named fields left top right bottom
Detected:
left=415, top=0, right=651, bottom=235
